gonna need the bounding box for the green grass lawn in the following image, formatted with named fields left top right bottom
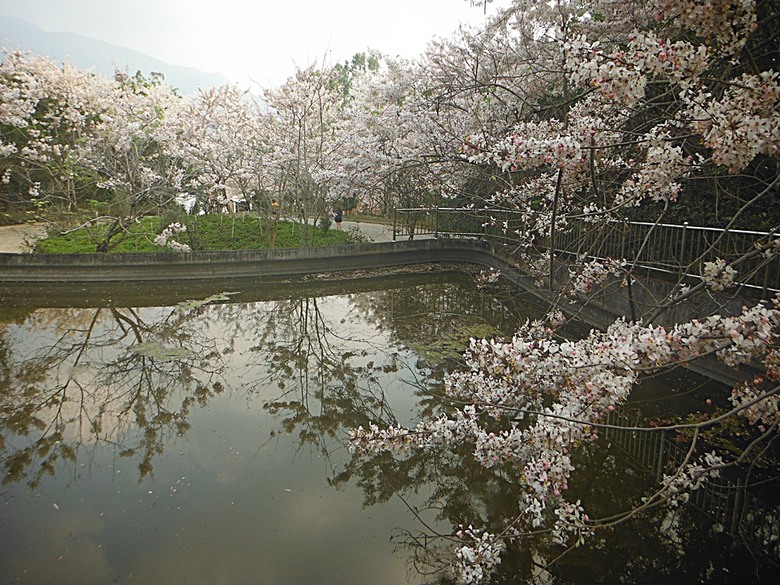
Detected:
left=35, top=214, right=360, bottom=253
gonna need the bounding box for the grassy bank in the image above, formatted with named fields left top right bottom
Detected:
left=35, top=215, right=360, bottom=254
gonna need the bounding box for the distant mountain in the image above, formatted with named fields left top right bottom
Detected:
left=0, top=16, right=232, bottom=94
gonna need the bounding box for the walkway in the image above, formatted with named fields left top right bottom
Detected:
left=341, top=220, right=395, bottom=242
left=0, top=223, right=47, bottom=253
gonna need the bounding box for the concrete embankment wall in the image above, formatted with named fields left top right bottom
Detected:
left=0, top=239, right=504, bottom=283
left=0, top=238, right=761, bottom=386
left=0, top=238, right=751, bottom=326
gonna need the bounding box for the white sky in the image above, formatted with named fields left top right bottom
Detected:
left=0, top=0, right=509, bottom=88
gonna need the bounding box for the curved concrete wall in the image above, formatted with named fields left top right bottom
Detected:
left=0, top=239, right=505, bottom=283
left=0, top=238, right=758, bottom=386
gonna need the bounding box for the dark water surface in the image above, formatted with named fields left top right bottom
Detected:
left=0, top=269, right=775, bottom=584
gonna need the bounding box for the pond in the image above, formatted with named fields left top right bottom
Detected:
left=0, top=267, right=774, bottom=584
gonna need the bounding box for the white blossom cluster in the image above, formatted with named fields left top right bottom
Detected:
left=663, top=451, right=724, bottom=508
left=552, top=499, right=593, bottom=546
left=453, top=525, right=505, bottom=585
left=474, top=268, right=501, bottom=287
left=565, top=31, right=709, bottom=107
left=702, top=258, right=738, bottom=291
left=686, top=72, right=780, bottom=173
left=614, top=139, right=693, bottom=205
left=350, top=406, right=481, bottom=455
left=655, top=0, right=757, bottom=56
left=463, top=121, right=587, bottom=174
left=154, top=222, right=191, bottom=252
left=569, top=257, right=626, bottom=295
left=730, top=379, right=779, bottom=431
left=350, top=297, right=780, bottom=580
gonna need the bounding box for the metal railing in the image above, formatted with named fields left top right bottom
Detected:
left=604, top=409, right=779, bottom=558
left=392, top=208, right=779, bottom=295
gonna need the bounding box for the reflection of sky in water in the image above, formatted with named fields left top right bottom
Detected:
left=0, top=282, right=485, bottom=585
left=3, top=400, right=418, bottom=583
left=2, top=403, right=419, bottom=584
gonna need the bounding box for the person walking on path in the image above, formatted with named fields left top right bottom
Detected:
left=334, top=209, right=343, bottom=230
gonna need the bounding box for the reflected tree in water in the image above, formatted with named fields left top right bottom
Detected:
left=248, top=281, right=778, bottom=584
left=256, top=274, right=523, bottom=463
left=0, top=300, right=234, bottom=486
left=1, top=277, right=775, bottom=584
left=257, top=295, right=411, bottom=465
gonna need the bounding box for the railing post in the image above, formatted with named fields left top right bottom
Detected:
left=621, top=218, right=628, bottom=261
left=434, top=206, right=439, bottom=239
left=656, top=431, right=666, bottom=482
left=762, top=261, right=770, bottom=298
left=392, top=208, right=397, bottom=242
left=730, top=477, right=743, bottom=537
left=680, top=221, right=688, bottom=271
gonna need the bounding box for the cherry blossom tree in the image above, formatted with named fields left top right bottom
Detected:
left=0, top=54, right=191, bottom=251
left=330, top=53, right=483, bottom=227
left=162, top=84, right=271, bottom=214
left=349, top=1, right=780, bottom=581
left=71, top=70, right=186, bottom=251
left=263, top=64, right=346, bottom=243
left=0, top=51, right=110, bottom=217
left=455, top=0, right=778, bottom=285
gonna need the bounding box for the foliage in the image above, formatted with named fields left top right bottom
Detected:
left=183, top=214, right=354, bottom=250
left=408, top=321, right=502, bottom=366
left=317, top=215, right=332, bottom=233
left=34, top=216, right=162, bottom=253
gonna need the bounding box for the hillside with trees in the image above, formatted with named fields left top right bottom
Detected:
left=0, top=16, right=232, bottom=94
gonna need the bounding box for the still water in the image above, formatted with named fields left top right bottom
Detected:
left=0, top=268, right=775, bottom=584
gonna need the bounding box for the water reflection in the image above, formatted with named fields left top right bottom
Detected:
left=0, top=269, right=535, bottom=584
left=0, top=269, right=774, bottom=584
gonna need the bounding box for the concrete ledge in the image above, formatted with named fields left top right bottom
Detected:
left=0, top=239, right=499, bottom=283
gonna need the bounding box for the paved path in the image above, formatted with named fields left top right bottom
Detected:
left=341, top=220, right=395, bottom=242
left=0, top=223, right=47, bottom=253
left=343, top=220, right=436, bottom=243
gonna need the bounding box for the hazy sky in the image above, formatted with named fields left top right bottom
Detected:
left=0, top=0, right=508, bottom=88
